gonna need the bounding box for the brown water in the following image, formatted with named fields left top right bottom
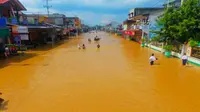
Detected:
left=0, top=32, right=200, bottom=112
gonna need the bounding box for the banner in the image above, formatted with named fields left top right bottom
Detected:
left=55, top=18, right=64, bottom=25
left=20, top=34, right=29, bottom=40
left=18, top=26, right=28, bottom=33
left=0, top=18, right=6, bottom=27
left=39, top=16, right=48, bottom=23
left=12, top=25, right=18, bottom=33
left=27, top=17, right=35, bottom=24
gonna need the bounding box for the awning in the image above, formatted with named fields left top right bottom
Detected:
left=27, top=26, right=50, bottom=29
left=0, top=0, right=9, bottom=4
left=124, top=30, right=135, bottom=36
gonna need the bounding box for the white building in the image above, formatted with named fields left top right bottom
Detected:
left=127, top=8, right=164, bottom=39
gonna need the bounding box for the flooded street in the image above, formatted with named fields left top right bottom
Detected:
left=0, top=32, right=200, bottom=112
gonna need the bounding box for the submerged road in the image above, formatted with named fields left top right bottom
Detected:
left=0, top=32, right=200, bottom=112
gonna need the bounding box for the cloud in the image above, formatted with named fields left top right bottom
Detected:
left=50, top=0, right=151, bottom=8
left=124, top=0, right=151, bottom=4
left=59, top=10, right=125, bottom=25
left=19, top=0, right=165, bottom=25
left=19, top=0, right=40, bottom=6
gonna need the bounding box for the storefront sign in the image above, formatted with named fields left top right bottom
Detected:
left=27, top=17, right=35, bottom=24
left=47, top=18, right=55, bottom=24
left=20, top=34, right=29, bottom=40
left=55, top=18, right=64, bottom=25
left=125, top=31, right=135, bottom=35
left=18, top=26, right=28, bottom=33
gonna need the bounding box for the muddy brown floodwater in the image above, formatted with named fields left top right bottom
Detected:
left=0, top=32, right=200, bottom=112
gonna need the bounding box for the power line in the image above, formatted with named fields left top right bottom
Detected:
left=152, top=0, right=164, bottom=7
left=43, top=0, right=52, bottom=17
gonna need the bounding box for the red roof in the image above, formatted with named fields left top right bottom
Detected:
left=0, top=0, right=9, bottom=4
left=0, top=0, right=26, bottom=11
left=11, top=0, right=26, bottom=11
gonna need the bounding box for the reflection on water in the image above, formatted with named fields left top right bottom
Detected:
left=0, top=32, right=200, bottom=112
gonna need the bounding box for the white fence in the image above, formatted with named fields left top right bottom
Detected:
left=146, top=44, right=200, bottom=66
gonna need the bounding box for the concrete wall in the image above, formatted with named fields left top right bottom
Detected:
left=146, top=44, right=200, bottom=66
left=148, top=9, right=164, bottom=39
left=141, top=9, right=164, bottom=39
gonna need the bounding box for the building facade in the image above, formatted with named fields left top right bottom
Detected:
left=163, top=0, right=182, bottom=8
left=123, top=8, right=164, bottom=42
left=48, top=13, right=66, bottom=26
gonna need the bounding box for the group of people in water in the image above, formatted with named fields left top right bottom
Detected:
left=77, top=36, right=101, bottom=50
left=149, top=53, right=188, bottom=66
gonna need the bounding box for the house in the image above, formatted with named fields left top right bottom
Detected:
left=64, top=17, right=82, bottom=35
left=0, top=0, right=27, bottom=55
left=65, top=17, right=81, bottom=29
left=48, top=13, right=66, bottom=26
left=0, top=0, right=26, bottom=24
left=65, top=17, right=77, bottom=29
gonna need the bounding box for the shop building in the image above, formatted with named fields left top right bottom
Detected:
left=0, top=0, right=27, bottom=56
left=65, top=17, right=82, bottom=36
left=123, top=8, right=164, bottom=43
left=24, top=14, right=65, bottom=47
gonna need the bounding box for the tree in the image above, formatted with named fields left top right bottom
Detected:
left=154, top=7, right=181, bottom=45
left=177, top=0, right=200, bottom=42
left=154, top=0, right=200, bottom=54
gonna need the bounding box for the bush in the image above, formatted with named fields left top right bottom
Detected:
left=189, top=39, right=198, bottom=47
left=163, top=45, right=173, bottom=52
left=141, top=38, right=145, bottom=43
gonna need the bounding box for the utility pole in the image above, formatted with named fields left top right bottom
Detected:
left=43, top=0, right=52, bottom=17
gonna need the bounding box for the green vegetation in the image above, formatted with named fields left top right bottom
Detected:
left=154, top=0, right=200, bottom=46
left=141, top=38, right=146, bottom=43
left=188, top=39, right=199, bottom=47
left=163, top=45, right=173, bottom=52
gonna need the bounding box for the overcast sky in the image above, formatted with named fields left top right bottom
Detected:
left=19, top=0, right=165, bottom=25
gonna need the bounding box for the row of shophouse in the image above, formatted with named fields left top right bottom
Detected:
left=111, top=0, right=200, bottom=62
left=0, top=0, right=84, bottom=57
left=122, top=7, right=164, bottom=42
left=121, top=0, right=189, bottom=42
left=117, top=0, right=185, bottom=43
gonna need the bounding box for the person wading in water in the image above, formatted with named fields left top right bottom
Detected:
left=182, top=53, right=188, bottom=66
left=82, top=44, right=86, bottom=49
left=149, top=53, right=158, bottom=65
left=97, top=44, right=100, bottom=49
left=77, top=44, right=81, bottom=50
left=88, top=38, right=92, bottom=43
